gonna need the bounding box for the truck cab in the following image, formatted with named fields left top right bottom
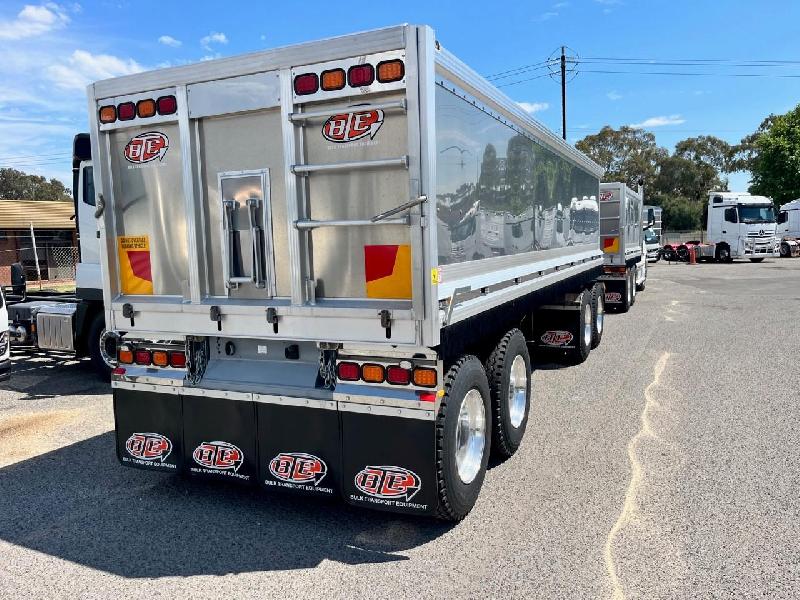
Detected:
left=706, top=192, right=778, bottom=262
left=0, top=286, right=9, bottom=381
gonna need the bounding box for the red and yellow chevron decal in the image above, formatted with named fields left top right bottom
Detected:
left=602, top=236, right=620, bottom=254
left=118, top=235, right=153, bottom=295
left=364, top=244, right=412, bottom=299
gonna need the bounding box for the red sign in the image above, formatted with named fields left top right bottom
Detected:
left=269, top=452, right=327, bottom=486
left=322, top=109, right=384, bottom=143
left=540, top=330, right=574, bottom=346
left=124, top=131, right=169, bottom=164
left=126, top=432, right=172, bottom=462
left=354, top=465, right=421, bottom=501
left=192, top=441, right=244, bottom=472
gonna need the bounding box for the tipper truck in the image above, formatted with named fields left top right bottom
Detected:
left=90, top=25, right=608, bottom=520
left=598, top=182, right=646, bottom=312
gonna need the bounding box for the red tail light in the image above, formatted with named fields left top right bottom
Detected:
left=337, top=361, right=360, bottom=381
left=348, top=64, right=374, bottom=87
left=134, top=349, right=152, bottom=366
left=117, top=102, right=135, bottom=121
left=294, top=73, right=319, bottom=96
left=156, top=95, right=177, bottom=115
left=417, top=392, right=437, bottom=403
left=386, top=365, right=411, bottom=385
left=169, top=351, right=186, bottom=368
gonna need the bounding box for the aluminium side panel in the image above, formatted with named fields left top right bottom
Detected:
left=431, top=52, right=602, bottom=310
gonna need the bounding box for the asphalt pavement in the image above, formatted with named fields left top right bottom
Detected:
left=1, top=258, right=799, bottom=599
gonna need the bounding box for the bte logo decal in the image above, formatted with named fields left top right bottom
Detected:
left=124, top=131, right=169, bottom=164
left=269, top=452, right=327, bottom=486
left=322, top=109, right=384, bottom=143
left=605, top=291, right=622, bottom=303
left=192, top=441, right=244, bottom=472
left=125, top=432, right=172, bottom=462
left=354, top=465, right=421, bottom=501
left=540, top=330, right=574, bottom=346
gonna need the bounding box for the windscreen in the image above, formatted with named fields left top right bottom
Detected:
left=738, top=204, right=776, bottom=224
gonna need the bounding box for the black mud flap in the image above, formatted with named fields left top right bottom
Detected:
left=256, top=402, right=340, bottom=498
left=603, top=279, right=626, bottom=305
left=114, top=388, right=182, bottom=473
left=533, top=307, right=580, bottom=355
left=182, top=395, right=257, bottom=485
left=341, top=409, right=437, bottom=516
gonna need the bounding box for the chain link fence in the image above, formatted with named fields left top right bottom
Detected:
left=0, top=246, right=78, bottom=291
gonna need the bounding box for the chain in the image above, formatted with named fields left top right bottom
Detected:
left=185, top=337, right=208, bottom=386
left=318, top=349, right=337, bottom=390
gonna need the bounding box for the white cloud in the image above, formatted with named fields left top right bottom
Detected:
left=607, top=91, right=623, bottom=101
left=46, top=49, right=144, bottom=90
left=158, top=35, right=181, bottom=47
left=0, top=3, right=70, bottom=40
left=630, top=114, right=686, bottom=128
left=518, top=101, right=550, bottom=114
left=201, top=31, right=227, bottom=51
left=536, top=11, right=558, bottom=21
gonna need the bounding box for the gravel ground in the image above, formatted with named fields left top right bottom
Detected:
left=1, top=258, right=799, bottom=599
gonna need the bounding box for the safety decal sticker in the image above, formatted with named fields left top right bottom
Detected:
left=117, top=235, right=153, bottom=295
left=124, top=131, right=169, bottom=165
left=364, top=244, right=412, bottom=299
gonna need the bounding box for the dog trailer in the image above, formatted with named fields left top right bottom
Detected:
left=90, top=25, right=606, bottom=520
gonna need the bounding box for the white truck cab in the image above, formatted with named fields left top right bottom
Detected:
left=706, top=192, right=778, bottom=262
left=0, top=286, right=9, bottom=381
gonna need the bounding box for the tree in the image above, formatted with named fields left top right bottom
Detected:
left=747, top=105, right=800, bottom=204
left=674, top=135, right=734, bottom=173
left=658, top=195, right=703, bottom=231
left=651, top=155, right=726, bottom=203
left=575, top=126, right=668, bottom=190
left=0, top=168, right=71, bottom=201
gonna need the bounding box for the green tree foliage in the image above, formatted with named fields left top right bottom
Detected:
left=575, top=125, right=667, bottom=190
left=652, top=155, right=726, bottom=203
left=674, top=135, right=733, bottom=173
left=657, top=196, right=703, bottom=231
left=0, top=168, right=71, bottom=201
left=747, top=105, right=800, bottom=204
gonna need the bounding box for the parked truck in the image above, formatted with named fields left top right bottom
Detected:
left=0, top=287, right=8, bottom=382
left=642, top=204, right=662, bottom=261
left=598, top=182, right=646, bottom=312
left=4, top=135, right=114, bottom=377
left=694, top=192, right=779, bottom=262
left=90, top=24, right=610, bottom=520
left=777, top=199, right=800, bottom=257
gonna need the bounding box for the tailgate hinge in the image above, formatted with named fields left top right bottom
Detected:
left=210, top=305, right=222, bottom=331
left=122, top=303, right=135, bottom=327
left=266, top=307, right=279, bottom=334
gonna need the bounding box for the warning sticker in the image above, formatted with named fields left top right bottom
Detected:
left=364, top=244, right=412, bottom=299
left=118, top=235, right=153, bottom=295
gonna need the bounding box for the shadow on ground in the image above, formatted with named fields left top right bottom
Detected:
left=0, top=432, right=452, bottom=577
left=0, top=350, right=109, bottom=400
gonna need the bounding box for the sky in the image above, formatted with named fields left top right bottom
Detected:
left=1, top=0, right=799, bottom=192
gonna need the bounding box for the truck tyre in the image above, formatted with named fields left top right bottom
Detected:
left=485, top=329, right=531, bottom=460
left=568, top=292, right=593, bottom=365
left=749, top=257, right=765, bottom=263
left=716, top=244, right=732, bottom=262
left=780, top=242, right=791, bottom=258
left=590, top=283, right=604, bottom=349
left=436, top=355, right=491, bottom=521
left=88, top=313, right=114, bottom=379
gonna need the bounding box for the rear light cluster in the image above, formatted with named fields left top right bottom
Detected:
left=99, top=95, right=177, bottom=124
left=118, top=345, right=186, bottom=368
left=294, top=58, right=405, bottom=96
left=336, top=361, right=437, bottom=388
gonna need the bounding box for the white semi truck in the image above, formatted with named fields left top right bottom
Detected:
left=4, top=135, right=114, bottom=377
left=777, top=199, right=800, bottom=257
left=697, top=192, right=778, bottom=262
left=89, top=25, right=610, bottom=520
left=598, top=182, right=646, bottom=312
left=0, top=287, right=8, bottom=381
left=642, top=204, right=662, bottom=261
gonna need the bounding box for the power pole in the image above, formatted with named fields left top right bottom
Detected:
left=560, top=46, right=567, bottom=140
